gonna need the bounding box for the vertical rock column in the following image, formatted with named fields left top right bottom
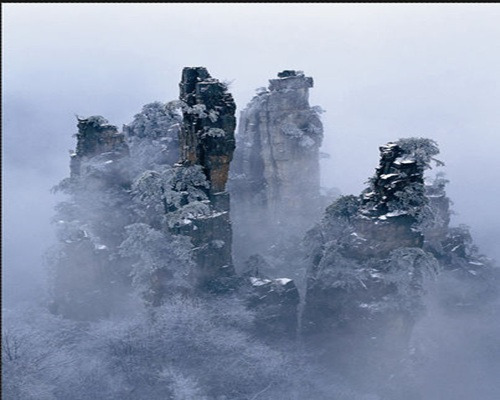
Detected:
left=53, top=116, right=131, bottom=320
left=70, top=116, right=129, bottom=179
left=178, top=67, right=237, bottom=291
left=302, top=140, right=441, bottom=395
left=230, top=70, right=324, bottom=261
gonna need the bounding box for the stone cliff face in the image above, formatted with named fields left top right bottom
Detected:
left=175, top=67, right=237, bottom=291
left=179, top=67, right=236, bottom=195
left=74, top=116, right=128, bottom=159
left=230, top=70, right=324, bottom=263
left=354, top=141, right=426, bottom=257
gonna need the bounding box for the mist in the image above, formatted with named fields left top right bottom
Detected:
left=3, top=4, right=500, bottom=400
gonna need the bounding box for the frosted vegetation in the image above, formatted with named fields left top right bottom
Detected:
left=3, top=301, right=372, bottom=400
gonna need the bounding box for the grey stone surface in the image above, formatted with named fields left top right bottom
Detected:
left=230, top=70, right=324, bottom=262
left=176, top=67, right=237, bottom=291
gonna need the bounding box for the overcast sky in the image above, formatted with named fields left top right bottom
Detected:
left=3, top=3, right=500, bottom=302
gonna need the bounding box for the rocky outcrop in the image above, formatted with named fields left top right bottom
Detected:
left=353, top=141, right=428, bottom=256
left=179, top=67, right=236, bottom=196
left=175, top=67, right=237, bottom=291
left=244, top=276, right=300, bottom=340
left=302, top=139, right=441, bottom=394
left=52, top=116, right=133, bottom=320
left=360, top=142, right=424, bottom=218
left=70, top=116, right=129, bottom=179
left=230, top=70, right=324, bottom=262
left=237, top=254, right=300, bottom=339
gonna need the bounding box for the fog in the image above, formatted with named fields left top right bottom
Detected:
left=3, top=4, right=500, bottom=399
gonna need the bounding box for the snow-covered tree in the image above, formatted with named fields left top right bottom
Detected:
left=395, top=137, right=443, bottom=170
left=131, top=164, right=211, bottom=230
left=118, top=223, right=193, bottom=305
left=124, top=101, right=182, bottom=174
